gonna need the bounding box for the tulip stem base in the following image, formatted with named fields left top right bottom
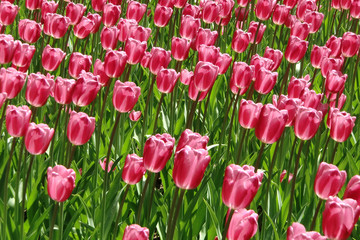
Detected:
left=167, top=188, right=186, bottom=240
left=254, top=142, right=266, bottom=171
left=136, top=172, right=152, bottom=224
left=141, top=74, right=156, bottom=150
left=310, top=199, right=323, bottom=230
left=222, top=208, right=235, bottom=240
left=112, top=184, right=130, bottom=240
left=226, top=91, right=242, bottom=162
left=235, top=128, right=249, bottom=165
left=330, top=142, right=339, bottom=164
left=320, top=134, right=331, bottom=163
left=49, top=202, right=58, bottom=240
left=152, top=93, right=165, bottom=134
left=185, top=94, right=200, bottom=129
left=166, top=187, right=179, bottom=240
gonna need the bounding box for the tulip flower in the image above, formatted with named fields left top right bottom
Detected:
left=41, top=1, right=58, bottom=22
left=310, top=45, right=331, bottom=69
left=140, top=51, right=151, bottom=68
left=143, top=133, right=175, bottom=173
left=125, top=38, right=147, bottom=65
left=87, top=13, right=102, bottom=33
left=296, top=0, right=317, bottom=21
left=332, top=0, right=341, bottom=9
left=237, top=0, right=250, bottom=7
left=68, top=52, right=92, bottom=79
left=263, top=47, right=283, bottom=71
left=25, top=123, right=54, bottom=155
left=154, top=4, right=173, bottom=27
left=43, top=13, right=71, bottom=39
left=215, top=53, right=232, bottom=75
left=104, top=50, right=128, bottom=78
left=341, top=32, right=360, bottom=58
left=283, top=0, right=297, bottom=8
left=329, top=93, right=346, bottom=110
left=128, top=24, right=152, bottom=42
left=193, top=28, right=218, bottom=51
left=198, top=45, right=220, bottom=65
left=326, top=35, right=342, bottom=58
left=227, top=209, right=259, bottom=240
left=53, top=77, right=76, bottom=105
left=180, top=69, right=193, bottom=86
left=222, top=164, right=264, bottom=209
left=93, top=59, right=110, bottom=86
left=122, top=154, right=146, bottom=185
left=250, top=54, right=274, bottom=72
left=344, top=175, right=360, bottom=206
left=188, top=78, right=210, bottom=101
left=74, top=17, right=95, bottom=39
left=193, top=61, right=219, bottom=92
left=202, top=1, right=221, bottom=23
left=290, top=20, right=311, bottom=40
left=12, top=42, right=36, bottom=68
left=42, top=45, right=66, bottom=72
left=47, top=165, right=76, bottom=202
left=148, top=47, right=171, bottom=75
left=0, top=67, right=26, bottom=99
left=350, top=0, right=360, bottom=19
left=66, top=2, right=86, bottom=25
left=18, top=19, right=41, bottom=43
left=158, top=0, right=174, bottom=7
left=25, top=0, right=41, bottom=10
left=248, top=21, right=266, bottom=44
left=171, top=37, right=191, bottom=61
left=285, top=36, right=309, bottom=63
left=26, top=73, right=54, bottom=107
left=293, top=106, right=322, bottom=140
left=6, top=105, right=32, bottom=137
left=320, top=57, right=343, bottom=77
left=72, top=71, right=101, bottom=107
left=174, top=0, right=188, bottom=8
left=231, top=29, right=251, bottom=53
left=176, top=129, right=209, bottom=152
left=218, top=0, right=234, bottom=18
left=287, top=222, right=326, bottom=240
left=113, top=81, right=141, bottom=112
left=129, top=110, right=141, bottom=121
left=255, top=0, right=275, bottom=21
left=325, top=70, right=347, bottom=93
left=254, top=67, right=278, bottom=95
left=0, top=36, right=15, bottom=64
left=123, top=224, right=149, bottom=240
left=91, top=0, right=106, bottom=12
left=183, top=3, right=202, bottom=18
left=102, top=3, right=121, bottom=27
left=0, top=1, right=19, bottom=26
left=329, top=110, right=356, bottom=142
left=156, top=68, right=180, bottom=93
left=99, top=158, right=115, bottom=172
left=67, top=111, right=96, bottom=146
left=100, top=26, right=119, bottom=50
left=179, top=15, right=201, bottom=40
left=126, top=1, right=147, bottom=22
left=273, top=95, right=302, bottom=127
left=272, top=4, right=290, bottom=25
left=238, top=99, right=263, bottom=129
left=304, top=11, right=324, bottom=33
left=117, top=18, right=136, bottom=42
left=340, top=0, right=352, bottom=9
left=322, top=197, right=360, bottom=240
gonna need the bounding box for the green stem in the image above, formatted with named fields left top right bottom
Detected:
left=185, top=94, right=200, bottom=129
left=336, top=10, right=346, bottom=35
left=222, top=209, right=235, bottom=240
left=320, top=134, right=331, bottom=163
left=330, top=142, right=339, bottom=164
left=66, top=145, right=77, bottom=168
left=112, top=185, right=130, bottom=240
left=59, top=202, right=64, bottom=240
left=226, top=91, right=242, bottom=161
left=146, top=172, right=159, bottom=222
left=50, top=105, right=63, bottom=164
left=279, top=63, right=292, bottom=96
left=271, top=24, right=279, bottom=48
left=254, top=142, right=266, bottom=171
left=310, top=68, right=319, bottom=88
left=346, top=50, right=360, bottom=113
left=141, top=74, right=156, bottom=150
left=15, top=139, right=25, bottom=234
left=152, top=93, right=165, bottom=134
left=166, top=187, right=179, bottom=240
left=136, top=172, right=152, bottom=224
left=167, top=188, right=186, bottom=240
left=310, top=199, right=323, bottom=230
left=235, top=128, right=249, bottom=165
left=49, top=202, right=58, bottom=240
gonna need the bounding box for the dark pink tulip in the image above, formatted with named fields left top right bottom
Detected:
left=310, top=45, right=331, bottom=69
left=285, top=36, right=308, bottom=63
left=87, top=13, right=102, bottom=33
left=188, top=78, right=211, bottom=101
left=248, top=21, right=266, bottom=44
left=273, top=95, right=302, bottom=127
left=237, top=0, right=250, bottom=7
left=202, top=0, right=221, bottom=23
left=304, top=11, right=324, bottom=33
left=290, top=20, right=311, bottom=40
left=342, top=32, right=360, bottom=57
left=128, top=24, right=152, bottom=42
left=284, top=0, right=298, bottom=8
left=173, top=145, right=210, bottom=189
left=264, top=47, right=283, bottom=71
left=238, top=99, right=263, bottom=129
left=288, top=75, right=311, bottom=98
left=72, top=71, right=101, bottom=107
left=125, top=38, right=147, bottom=65
left=217, top=0, right=235, bottom=18
left=68, top=52, right=92, bottom=79
left=255, top=0, right=275, bottom=21
left=294, top=106, right=322, bottom=140
left=230, top=79, right=249, bottom=95
left=193, top=28, right=218, bottom=51
left=47, top=165, right=76, bottom=202
left=148, top=47, right=171, bottom=75
left=322, top=197, right=360, bottom=240
left=344, top=175, right=360, bottom=206
left=250, top=54, right=274, bottom=72
left=287, top=222, right=326, bottom=240
left=340, top=0, right=352, bottom=9
left=321, top=57, right=343, bottom=77
left=255, top=104, right=288, bottom=144
left=108, top=0, right=122, bottom=5
left=26, top=0, right=41, bottom=10
left=6, top=105, right=31, bottom=137
left=0, top=67, right=26, bottom=99
left=231, top=29, right=251, bottom=53
left=183, top=3, right=201, bottom=17
left=171, top=37, right=191, bottom=61
left=103, top=3, right=121, bottom=27
left=285, top=14, right=297, bottom=28
left=156, top=68, right=180, bottom=93
left=272, top=4, right=290, bottom=25
left=329, top=93, right=346, bottom=110
left=158, top=0, right=175, bottom=7
left=93, top=59, right=110, bottom=86
left=18, top=19, right=41, bottom=43
left=330, top=110, right=356, bottom=142
left=254, top=67, right=278, bottom=95
left=314, top=162, right=347, bottom=200
left=67, top=111, right=96, bottom=145
left=53, top=77, right=76, bottom=105
left=129, top=110, right=141, bottom=121
left=42, top=45, right=66, bottom=72
left=99, top=158, right=115, bottom=172
left=332, top=0, right=341, bottom=9
left=174, top=0, right=188, bottom=8
left=301, top=88, right=322, bottom=109
left=215, top=53, right=232, bottom=75
left=222, top=164, right=263, bottom=209
left=350, top=0, right=360, bottom=18
left=122, top=154, right=146, bottom=184
left=326, top=35, right=342, bottom=58
left=194, top=61, right=219, bottom=92
left=179, top=15, right=201, bottom=40
left=117, top=18, right=138, bottom=42
left=143, top=133, right=175, bottom=173
left=123, top=224, right=149, bottom=240
left=43, top=13, right=71, bottom=39
left=113, top=81, right=141, bottom=112
left=74, top=17, right=95, bottom=39
left=180, top=69, right=193, bottom=85
left=25, top=123, right=54, bottom=155
left=230, top=62, right=253, bottom=89
left=296, top=0, right=317, bottom=21
left=176, top=129, right=209, bottom=152
left=41, top=1, right=58, bottom=22
left=100, top=26, right=119, bottom=50
left=154, top=4, right=173, bottom=27
left=0, top=36, right=15, bottom=64
left=198, top=45, right=220, bottom=65
left=12, top=42, right=35, bottom=68
left=26, top=73, right=54, bottom=107
left=227, top=209, right=258, bottom=240
left=91, top=0, right=106, bottom=12
left=0, top=1, right=18, bottom=26
left=326, top=70, right=347, bottom=93
left=66, top=2, right=86, bottom=25
left=126, top=1, right=147, bottom=22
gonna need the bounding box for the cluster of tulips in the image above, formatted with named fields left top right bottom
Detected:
left=1, top=0, right=360, bottom=239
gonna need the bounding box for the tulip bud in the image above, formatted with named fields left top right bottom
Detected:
left=341, top=0, right=352, bottom=9
left=231, top=29, right=251, bottom=53
left=42, top=45, right=66, bottom=72
left=193, top=61, right=219, bottom=92
left=332, top=0, right=341, bottom=9
left=113, top=81, right=141, bottom=112
left=100, top=26, right=119, bottom=50
left=326, top=35, right=342, bottom=58
left=255, top=0, right=275, bottom=21
left=154, top=4, right=173, bottom=27
left=171, top=37, right=191, bottom=61
left=180, top=69, right=193, bottom=86
left=72, top=71, right=101, bottom=107
left=47, top=165, right=76, bottom=202
left=102, top=3, right=121, bottom=27
left=321, top=57, right=343, bottom=77
left=126, top=1, right=147, bottom=22
left=12, top=41, right=35, bottom=68
left=74, top=17, right=95, bottom=39
left=294, top=106, right=322, bottom=140
left=6, top=105, right=32, bottom=137
left=238, top=99, right=263, bottom=129
left=341, top=32, right=360, bottom=57
left=0, top=67, right=26, bottom=99
left=344, top=175, right=360, bottom=206
left=227, top=209, right=259, bottom=240
left=272, top=4, right=290, bottom=25
left=0, top=1, right=19, bottom=26
left=304, top=11, right=324, bottom=33
left=202, top=1, right=221, bottom=23
left=53, top=77, right=76, bottom=105
left=26, top=73, right=54, bottom=107
left=290, top=20, right=311, bottom=40
left=67, top=111, right=96, bottom=146
left=125, top=38, right=147, bottom=65
left=41, top=1, right=58, bottom=22
left=264, top=47, right=283, bottom=71
left=287, top=222, right=326, bottom=240
left=87, top=13, right=102, bottom=33
left=254, top=67, right=278, bottom=95
left=325, top=70, right=347, bottom=94
left=148, top=47, right=171, bottom=75
left=285, top=35, right=308, bottom=63
left=93, top=59, right=110, bottom=86
left=91, top=0, right=106, bottom=12
left=129, top=110, right=141, bottom=121
left=193, top=28, right=218, bottom=51
left=123, top=224, right=149, bottom=240
left=248, top=21, right=266, bottom=44
left=104, top=50, right=128, bottom=78
left=99, top=158, right=115, bottom=172
left=329, top=110, right=356, bottom=142
left=68, top=52, right=92, bottom=79
left=18, top=19, right=41, bottom=43
left=179, top=15, right=201, bottom=40
left=0, top=36, right=15, bottom=64
left=156, top=68, right=180, bottom=93
left=25, top=123, right=54, bottom=155
left=122, top=154, right=146, bottom=184
left=222, top=164, right=263, bottom=209
left=310, top=45, right=331, bottom=69
left=43, top=13, right=71, bottom=39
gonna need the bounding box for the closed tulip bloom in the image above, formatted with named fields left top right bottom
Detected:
left=254, top=67, right=278, bottom=95
left=25, top=123, right=54, bottom=155
left=322, top=197, right=360, bottom=240
left=126, top=1, right=146, bottom=22
left=294, top=106, right=322, bottom=140
left=188, top=78, right=212, bottom=101
left=202, top=1, right=221, bottom=23
left=66, top=2, right=86, bottom=25
left=183, top=3, right=201, bottom=17
left=41, top=1, right=58, bottom=22
left=325, top=70, right=347, bottom=93
left=304, top=11, right=324, bottom=33
left=179, top=15, right=201, bottom=40
left=332, top=0, right=341, bottom=9
left=179, top=69, right=193, bottom=85
left=287, top=222, right=326, bottom=240
left=340, top=0, right=352, bottom=9
left=99, top=158, right=115, bottom=172
left=67, top=111, right=95, bottom=145
left=128, top=24, right=152, bottom=42
left=47, top=165, right=76, bottom=202
left=193, top=28, right=218, bottom=50
left=140, top=51, right=151, bottom=68
left=222, top=164, right=263, bottom=209
left=91, top=0, right=106, bottom=12
left=314, top=162, right=347, bottom=200
left=290, top=20, right=311, bottom=40
left=284, top=0, right=298, bottom=8
left=330, top=110, right=356, bottom=142
left=326, top=35, right=342, bottom=58
left=104, top=50, right=128, bottom=78
left=100, top=26, right=119, bottom=50
left=310, top=45, right=331, bottom=69
left=26, top=0, right=41, bottom=10
left=0, top=67, right=26, bottom=99
left=12, top=42, right=36, bottom=68
left=255, top=0, right=275, bottom=20
left=350, top=0, right=360, bottom=18
left=74, top=17, right=95, bottom=39
left=264, top=47, right=283, bottom=71
left=273, top=95, right=302, bottom=127
left=342, top=32, right=360, bottom=57
left=272, top=4, right=290, bottom=25
left=171, top=37, right=191, bottom=61
left=43, top=13, right=71, bottom=39
left=288, top=76, right=311, bottom=98
left=18, top=19, right=41, bottom=43
left=117, top=18, right=136, bottom=41
left=26, top=73, right=54, bottom=107
left=227, top=209, right=258, bottom=240
left=238, top=99, right=263, bottom=129
left=250, top=54, right=274, bottom=73
left=231, top=29, right=251, bottom=53
left=154, top=4, right=173, bottom=27
left=344, top=175, right=360, bottom=206
left=53, top=77, right=76, bottom=105
left=158, top=0, right=175, bottom=7
left=129, top=110, right=141, bottom=121
left=285, top=36, right=308, bottom=63
left=103, top=3, right=121, bottom=27
left=255, top=104, right=288, bottom=144
left=198, top=45, right=220, bottom=65
left=0, top=37, right=15, bottom=64
left=6, top=105, right=32, bottom=137
left=123, top=224, right=149, bottom=240
left=122, top=154, right=146, bottom=184
left=68, top=52, right=92, bottom=79
left=72, top=71, right=101, bottom=107
left=148, top=47, right=171, bottom=75
left=217, top=0, right=235, bottom=18
left=113, top=81, right=141, bottom=112
left=156, top=68, right=180, bottom=93
left=321, top=57, right=343, bottom=77
left=248, top=21, right=266, bottom=44
left=194, top=61, right=219, bottom=92
left=94, top=59, right=110, bottom=86
left=125, top=38, right=147, bottom=65
left=42, top=45, right=66, bottom=72
left=296, top=0, right=317, bottom=21
left=87, top=13, right=102, bottom=33
left=215, top=53, right=232, bottom=75
left=143, top=133, right=175, bottom=173
left=176, top=129, right=209, bottom=152
left=0, top=1, right=18, bottom=25
left=301, top=88, right=323, bottom=108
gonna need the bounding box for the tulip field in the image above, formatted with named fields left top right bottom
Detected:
left=2, top=0, right=360, bottom=239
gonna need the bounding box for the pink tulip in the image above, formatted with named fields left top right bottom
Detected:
left=91, top=0, right=106, bottom=12
left=125, top=38, right=147, bottom=65
left=93, top=59, right=110, bottom=86
left=304, top=11, right=324, bottom=33
left=290, top=20, right=311, bottom=40
left=215, top=53, right=232, bottom=75
left=128, top=24, right=152, bottom=42
left=12, top=42, right=35, bottom=68
left=26, top=73, right=54, bottom=107
left=284, top=0, right=298, bottom=8
left=350, top=0, right=360, bottom=18
left=231, top=29, right=251, bottom=53
left=285, top=36, right=309, bottom=63
left=0, top=36, right=15, bottom=64
left=341, top=32, right=360, bottom=58
left=171, top=37, right=191, bottom=61
left=238, top=99, right=263, bottom=129
left=193, top=28, right=218, bottom=51
left=248, top=21, right=266, bottom=44
left=100, top=26, right=119, bottom=50
left=272, top=4, right=290, bottom=25
left=344, top=175, right=360, bottom=206
left=202, top=1, right=221, bottom=23
left=129, top=110, right=141, bottom=121
left=47, top=165, right=76, bottom=202
left=66, top=2, right=86, bottom=25
left=287, top=222, right=326, bottom=240
left=255, top=0, right=275, bottom=21
left=123, top=224, right=149, bottom=240
left=254, top=67, right=278, bottom=95
left=231, top=61, right=252, bottom=89
left=183, top=3, right=201, bottom=18
left=53, top=77, right=76, bottom=105
left=176, top=129, right=209, bottom=152
left=44, top=14, right=71, bottom=39
left=188, top=78, right=211, bottom=101
left=179, top=15, right=201, bottom=40
left=68, top=52, right=92, bottom=79
left=180, top=69, right=193, bottom=85
left=0, top=1, right=18, bottom=26
left=340, top=0, right=352, bottom=9
left=0, top=92, right=6, bottom=109
left=126, top=1, right=147, bottom=23
left=25, top=123, right=54, bottom=155
left=326, top=35, right=342, bottom=58
left=72, top=71, right=101, bottom=107
left=41, top=1, right=58, bottom=22
left=174, top=0, right=188, bottom=8
left=104, top=50, right=128, bottom=78
left=263, top=47, right=283, bottom=71
left=117, top=18, right=138, bottom=42
left=227, top=209, right=259, bottom=240
left=102, top=3, right=121, bottom=27
left=0, top=67, right=26, bottom=99
left=122, top=154, right=146, bottom=185
left=294, top=106, right=322, bottom=140
left=193, top=61, right=219, bottom=92
left=325, top=70, right=347, bottom=94
left=310, top=45, right=331, bottom=69
left=198, top=45, right=220, bottom=65
left=99, top=158, right=115, bottom=172
left=273, top=95, right=302, bottom=127
left=218, top=0, right=235, bottom=18
left=18, top=19, right=41, bottom=43
left=154, top=4, right=173, bottom=27
left=148, top=47, right=171, bottom=75
left=87, top=13, right=102, bottom=33
left=330, top=110, right=356, bottom=142
left=112, top=81, right=141, bottom=112
left=321, top=57, right=343, bottom=77
left=296, top=0, right=317, bottom=21
left=6, top=105, right=31, bottom=137
left=67, top=111, right=96, bottom=146
left=74, top=17, right=95, bottom=39
left=250, top=54, right=274, bottom=72
left=332, top=0, right=341, bottom=9
left=156, top=68, right=180, bottom=93
left=42, top=45, right=66, bottom=72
